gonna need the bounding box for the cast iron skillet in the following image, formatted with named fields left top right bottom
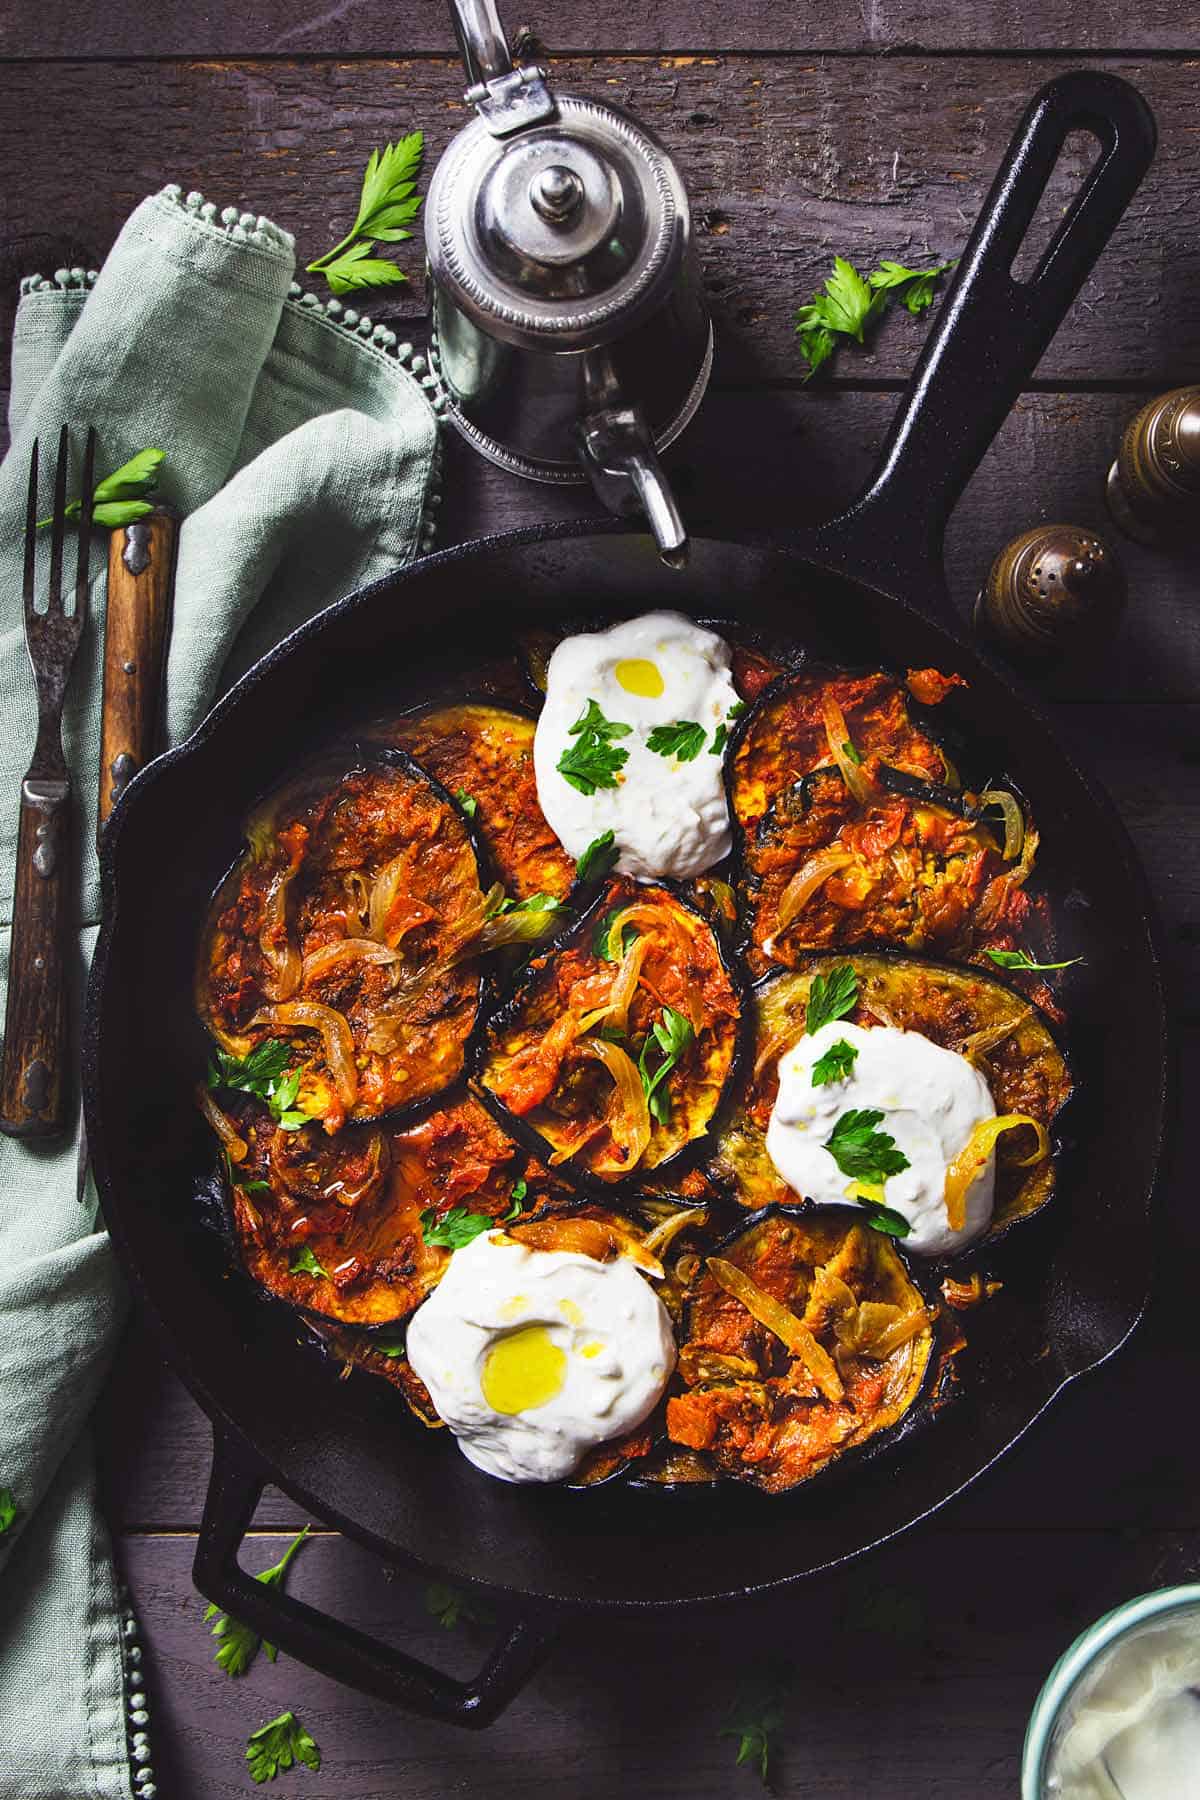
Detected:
left=85, top=71, right=1169, bottom=1726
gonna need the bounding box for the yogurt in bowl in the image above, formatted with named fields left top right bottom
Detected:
left=1023, top=1586, right=1200, bottom=1799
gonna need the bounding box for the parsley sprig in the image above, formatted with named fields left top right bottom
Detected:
left=556, top=700, right=632, bottom=796
left=420, top=1206, right=493, bottom=1249
left=37, top=446, right=165, bottom=531
left=208, top=1039, right=311, bottom=1130
left=425, top=1582, right=496, bottom=1630
left=795, top=254, right=955, bottom=380
left=646, top=719, right=707, bottom=762
left=0, top=1486, right=17, bottom=1535
left=576, top=830, right=618, bottom=883
left=719, top=1664, right=792, bottom=1787
left=824, top=1108, right=911, bottom=1186
left=306, top=133, right=424, bottom=294
left=804, top=963, right=858, bottom=1036
left=811, top=1037, right=858, bottom=1086
left=638, top=1006, right=695, bottom=1124
left=856, top=1198, right=912, bottom=1239
left=245, top=1711, right=321, bottom=1785
left=289, top=1245, right=328, bottom=1279
left=985, top=947, right=1084, bottom=974
left=204, top=1525, right=311, bottom=1677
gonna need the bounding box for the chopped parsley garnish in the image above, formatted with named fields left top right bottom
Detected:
left=425, top=1582, right=496, bottom=1630
left=824, top=1109, right=911, bottom=1186
left=842, top=738, right=863, bottom=766
left=576, top=829, right=618, bottom=884
left=492, top=890, right=563, bottom=917
left=245, top=1711, right=321, bottom=1785
left=593, top=905, right=638, bottom=962
left=556, top=699, right=631, bottom=795
left=646, top=718, right=707, bottom=763
left=709, top=723, right=729, bottom=756
left=804, top=963, right=859, bottom=1036
left=208, top=1038, right=312, bottom=1129
left=454, top=787, right=478, bottom=818
left=500, top=1180, right=526, bottom=1223
left=811, top=1037, right=858, bottom=1086
left=795, top=254, right=955, bottom=380
left=638, top=1006, right=695, bottom=1124
left=204, top=1525, right=311, bottom=1677
left=289, top=1245, right=328, bottom=1279
left=728, top=699, right=746, bottom=718
left=420, top=1205, right=494, bottom=1249
left=719, top=1664, right=791, bottom=1787
left=857, top=1200, right=912, bottom=1239
left=0, top=1486, right=17, bottom=1536
left=985, top=947, right=1084, bottom=974
left=374, top=1338, right=407, bottom=1359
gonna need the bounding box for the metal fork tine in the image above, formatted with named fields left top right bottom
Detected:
left=46, top=422, right=70, bottom=617
left=74, top=427, right=96, bottom=622
left=23, top=439, right=38, bottom=625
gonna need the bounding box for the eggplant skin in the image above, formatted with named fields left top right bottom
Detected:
left=212, top=1091, right=530, bottom=1328
left=392, top=701, right=575, bottom=903
left=197, top=748, right=485, bottom=1129
left=664, top=1205, right=934, bottom=1494
left=708, top=951, right=1072, bottom=1248
left=473, top=876, right=745, bottom=1192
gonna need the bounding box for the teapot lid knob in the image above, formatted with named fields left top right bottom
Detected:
left=529, top=163, right=584, bottom=224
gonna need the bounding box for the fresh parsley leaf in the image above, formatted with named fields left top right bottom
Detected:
left=245, top=1711, right=321, bottom=1785
left=593, top=905, right=638, bottom=963
left=638, top=1006, right=695, bottom=1125
left=420, top=1205, right=493, bottom=1249
left=425, top=1582, right=496, bottom=1630
left=454, top=788, right=478, bottom=818
left=576, top=830, right=618, bottom=884
left=857, top=1199, right=912, bottom=1239
left=270, top=1066, right=311, bottom=1131
left=868, top=258, right=956, bottom=315
left=204, top=1526, right=311, bottom=1676
left=646, top=719, right=707, bottom=763
left=841, top=738, right=863, bottom=766
left=825, top=1109, right=911, bottom=1186
left=208, top=1039, right=292, bottom=1099
left=728, top=699, right=746, bottom=718
left=373, top=1337, right=407, bottom=1359
left=985, top=947, right=1084, bottom=974
left=556, top=699, right=632, bottom=795
left=306, top=132, right=424, bottom=294
left=500, top=1180, right=525, bottom=1224
left=709, top=722, right=729, bottom=756
left=289, top=1245, right=328, bottom=1280
left=804, top=963, right=858, bottom=1036
left=795, top=253, right=954, bottom=378
left=0, top=1486, right=17, bottom=1535
left=811, top=1037, right=858, bottom=1086
left=38, top=446, right=164, bottom=531
left=719, top=1664, right=792, bottom=1787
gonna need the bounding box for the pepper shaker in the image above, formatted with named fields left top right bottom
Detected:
left=975, top=524, right=1126, bottom=659
left=1106, top=386, right=1200, bottom=546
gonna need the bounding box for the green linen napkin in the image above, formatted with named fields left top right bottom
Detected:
left=0, top=184, right=441, bottom=1799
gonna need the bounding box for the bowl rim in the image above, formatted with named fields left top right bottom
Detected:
left=1021, top=1582, right=1200, bottom=1797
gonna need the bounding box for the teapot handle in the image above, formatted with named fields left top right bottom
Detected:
left=450, top=0, right=513, bottom=85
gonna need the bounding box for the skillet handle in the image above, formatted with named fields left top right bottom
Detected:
left=194, top=1428, right=556, bottom=1727
left=812, top=71, right=1156, bottom=599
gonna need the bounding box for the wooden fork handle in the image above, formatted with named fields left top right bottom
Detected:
left=0, top=776, right=72, bottom=1136
left=98, top=509, right=178, bottom=842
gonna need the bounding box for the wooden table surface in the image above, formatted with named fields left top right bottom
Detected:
left=4, top=3, right=1199, bottom=1794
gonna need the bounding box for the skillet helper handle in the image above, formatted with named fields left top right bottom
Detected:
left=97, top=509, right=177, bottom=847
left=196, top=1430, right=556, bottom=1726
left=821, top=71, right=1156, bottom=580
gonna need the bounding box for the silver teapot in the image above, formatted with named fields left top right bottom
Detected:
left=426, top=0, right=713, bottom=564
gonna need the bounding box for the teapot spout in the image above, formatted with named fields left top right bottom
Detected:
left=574, top=403, right=689, bottom=569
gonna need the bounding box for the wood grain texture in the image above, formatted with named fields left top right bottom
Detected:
left=98, top=512, right=177, bottom=839
left=0, top=55, right=1196, bottom=385
left=119, top=1526, right=1200, bottom=1797
left=0, top=782, right=73, bottom=1135
left=3, top=0, right=1198, bottom=58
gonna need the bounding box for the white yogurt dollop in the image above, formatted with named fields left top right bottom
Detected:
left=765, top=1020, right=997, bottom=1256
left=406, top=1231, right=675, bottom=1483
left=532, top=610, right=740, bottom=880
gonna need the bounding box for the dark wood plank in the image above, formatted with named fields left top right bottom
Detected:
left=4, top=1, right=1198, bottom=58
left=119, top=1524, right=1200, bottom=1797
left=0, top=56, right=1195, bottom=385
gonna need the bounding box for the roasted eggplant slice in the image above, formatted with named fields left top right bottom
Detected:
left=730, top=668, right=1052, bottom=984
left=665, top=1207, right=934, bottom=1493
left=393, top=702, right=575, bottom=903
left=211, top=1092, right=529, bottom=1326
left=476, top=878, right=743, bottom=1187
left=199, top=751, right=487, bottom=1127
left=709, top=952, right=1071, bottom=1244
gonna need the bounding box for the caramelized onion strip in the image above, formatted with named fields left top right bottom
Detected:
left=249, top=1002, right=358, bottom=1109
left=258, top=863, right=302, bottom=1000
left=576, top=1037, right=652, bottom=1172
left=821, top=692, right=872, bottom=804
left=706, top=1256, right=844, bottom=1402
left=196, top=1086, right=248, bottom=1163
left=943, top=1113, right=1050, bottom=1231
left=775, top=847, right=857, bottom=933
left=301, top=938, right=405, bottom=986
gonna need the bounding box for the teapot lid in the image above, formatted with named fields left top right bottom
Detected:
left=426, top=93, right=690, bottom=352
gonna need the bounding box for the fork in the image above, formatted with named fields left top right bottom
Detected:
left=0, top=425, right=95, bottom=1137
